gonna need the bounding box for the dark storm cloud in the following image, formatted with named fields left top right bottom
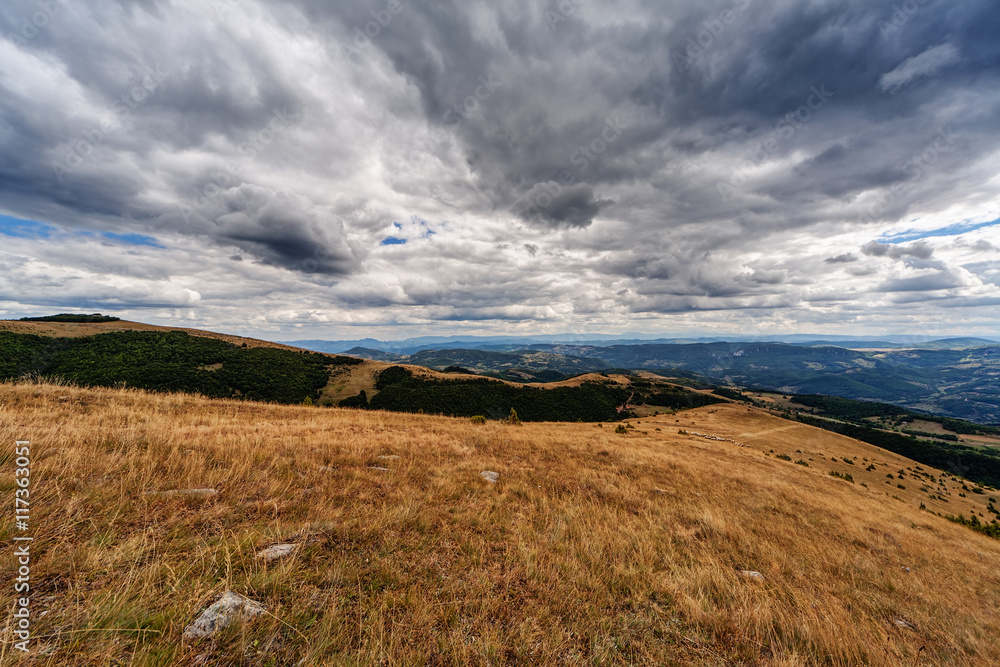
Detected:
left=880, top=271, right=965, bottom=293
left=208, top=185, right=360, bottom=276
left=514, top=182, right=608, bottom=229
left=825, top=253, right=858, bottom=264
left=861, top=240, right=934, bottom=260
left=1, top=0, right=999, bottom=332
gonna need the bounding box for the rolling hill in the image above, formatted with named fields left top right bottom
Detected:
left=513, top=342, right=1000, bottom=424
left=2, top=382, right=998, bottom=665
left=307, top=338, right=1000, bottom=424
left=0, top=319, right=720, bottom=422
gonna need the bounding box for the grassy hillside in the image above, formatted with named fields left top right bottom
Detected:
left=0, top=324, right=719, bottom=421
left=2, top=382, right=998, bottom=665
left=0, top=318, right=302, bottom=351
left=0, top=330, right=362, bottom=404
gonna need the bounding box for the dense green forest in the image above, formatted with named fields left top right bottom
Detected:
left=0, top=330, right=361, bottom=403
left=337, top=366, right=725, bottom=421
left=644, top=387, right=725, bottom=410
left=18, top=313, right=121, bottom=323
left=342, top=366, right=631, bottom=421
left=370, top=372, right=631, bottom=422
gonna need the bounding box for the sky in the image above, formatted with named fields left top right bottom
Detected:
left=1, top=0, right=998, bottom=341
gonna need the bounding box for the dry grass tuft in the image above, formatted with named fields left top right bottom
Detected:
left=1, top=381, right=998, bottom=665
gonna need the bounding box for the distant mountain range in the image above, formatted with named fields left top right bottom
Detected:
left=283, top=335, right=998, bottom=355
left=311, top=340, right=1000, bottom=425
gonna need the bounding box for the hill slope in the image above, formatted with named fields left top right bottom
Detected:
left=2, top=382, right=998, bottom=665
left=0, top=323, right=723, bottom=421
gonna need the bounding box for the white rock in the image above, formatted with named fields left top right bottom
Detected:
left=256, top=544, right=299, bottom=562
left=480, top=471, right=500, bottom=483
left=368, top=466, right=391, bottom=472
left=377, top=455, right=401, bottom=460
left=894, top=617, right=913, bottom=629
left=738, top=570, right=765, bottom=581
left=182, top=591, right=266, bottom=640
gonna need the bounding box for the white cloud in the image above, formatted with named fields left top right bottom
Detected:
left=879, top=44, right=961, bottom=94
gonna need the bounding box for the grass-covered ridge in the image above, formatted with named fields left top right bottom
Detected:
left=337, top=366, right=724, bottom=422
left=18, top=313, right=121, bottom=323
left=2, top=383, right=999, bottom=665
left=0, top=329, right=362, bottom=404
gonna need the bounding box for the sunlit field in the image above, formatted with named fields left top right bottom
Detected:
left=2, top=381, right=999, bottom=666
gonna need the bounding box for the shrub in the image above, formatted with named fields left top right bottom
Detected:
left=776, top=454, right=792, bottom=461
left=795, top=460, right=809, bottom=467
left=507, top=408, right=522, bottom=426
left=945, top=513, right=1000, bottom=540
left=470, top=415, right=487, bottom=425
left=830, top=471, right=854, bottom=483
left=338, top=390, right=368, bottom=409
left=615, top=424, right=629, bottom=435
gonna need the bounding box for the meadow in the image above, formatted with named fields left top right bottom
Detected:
left=1, top=381, right=999, bottom=665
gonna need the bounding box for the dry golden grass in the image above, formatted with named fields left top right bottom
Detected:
left=0, top=320, right=299, bottom=351
left=1, top=382, right=999, bottom=666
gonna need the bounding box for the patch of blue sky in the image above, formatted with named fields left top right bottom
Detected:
left=98, top=232, right=164, bottom=247
left=0, top=214, right=55, bottom=238
left=0, top=214, right=162, bottom=247
left=881, top=218, right=1000, bottom=243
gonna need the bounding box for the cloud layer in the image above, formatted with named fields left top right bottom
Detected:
left=0, top=0, right=998, bottom=339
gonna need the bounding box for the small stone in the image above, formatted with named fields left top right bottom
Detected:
left=377, top=455, right=401, bottom=460
left=182, top=591, right=266, bottom=640
left=368, top=466, right=391, bottom=472
left=256, top=544, right=299, bottom=562
left=738, top=570, right=765, bottom=581
left=894, top=617, right=913, bottom=629
left=480, top=471, right=500, bottom=483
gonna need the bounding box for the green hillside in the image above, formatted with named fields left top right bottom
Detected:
left=0, top=330, right=361, bottom=403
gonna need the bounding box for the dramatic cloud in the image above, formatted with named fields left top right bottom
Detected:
left=1, top=0, right=999, bottom=339
left=861, top=241, right=935, bottom=260
left=878, top=44, right=961, bottom=94
left=514, top=182, right=608, bottom=230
